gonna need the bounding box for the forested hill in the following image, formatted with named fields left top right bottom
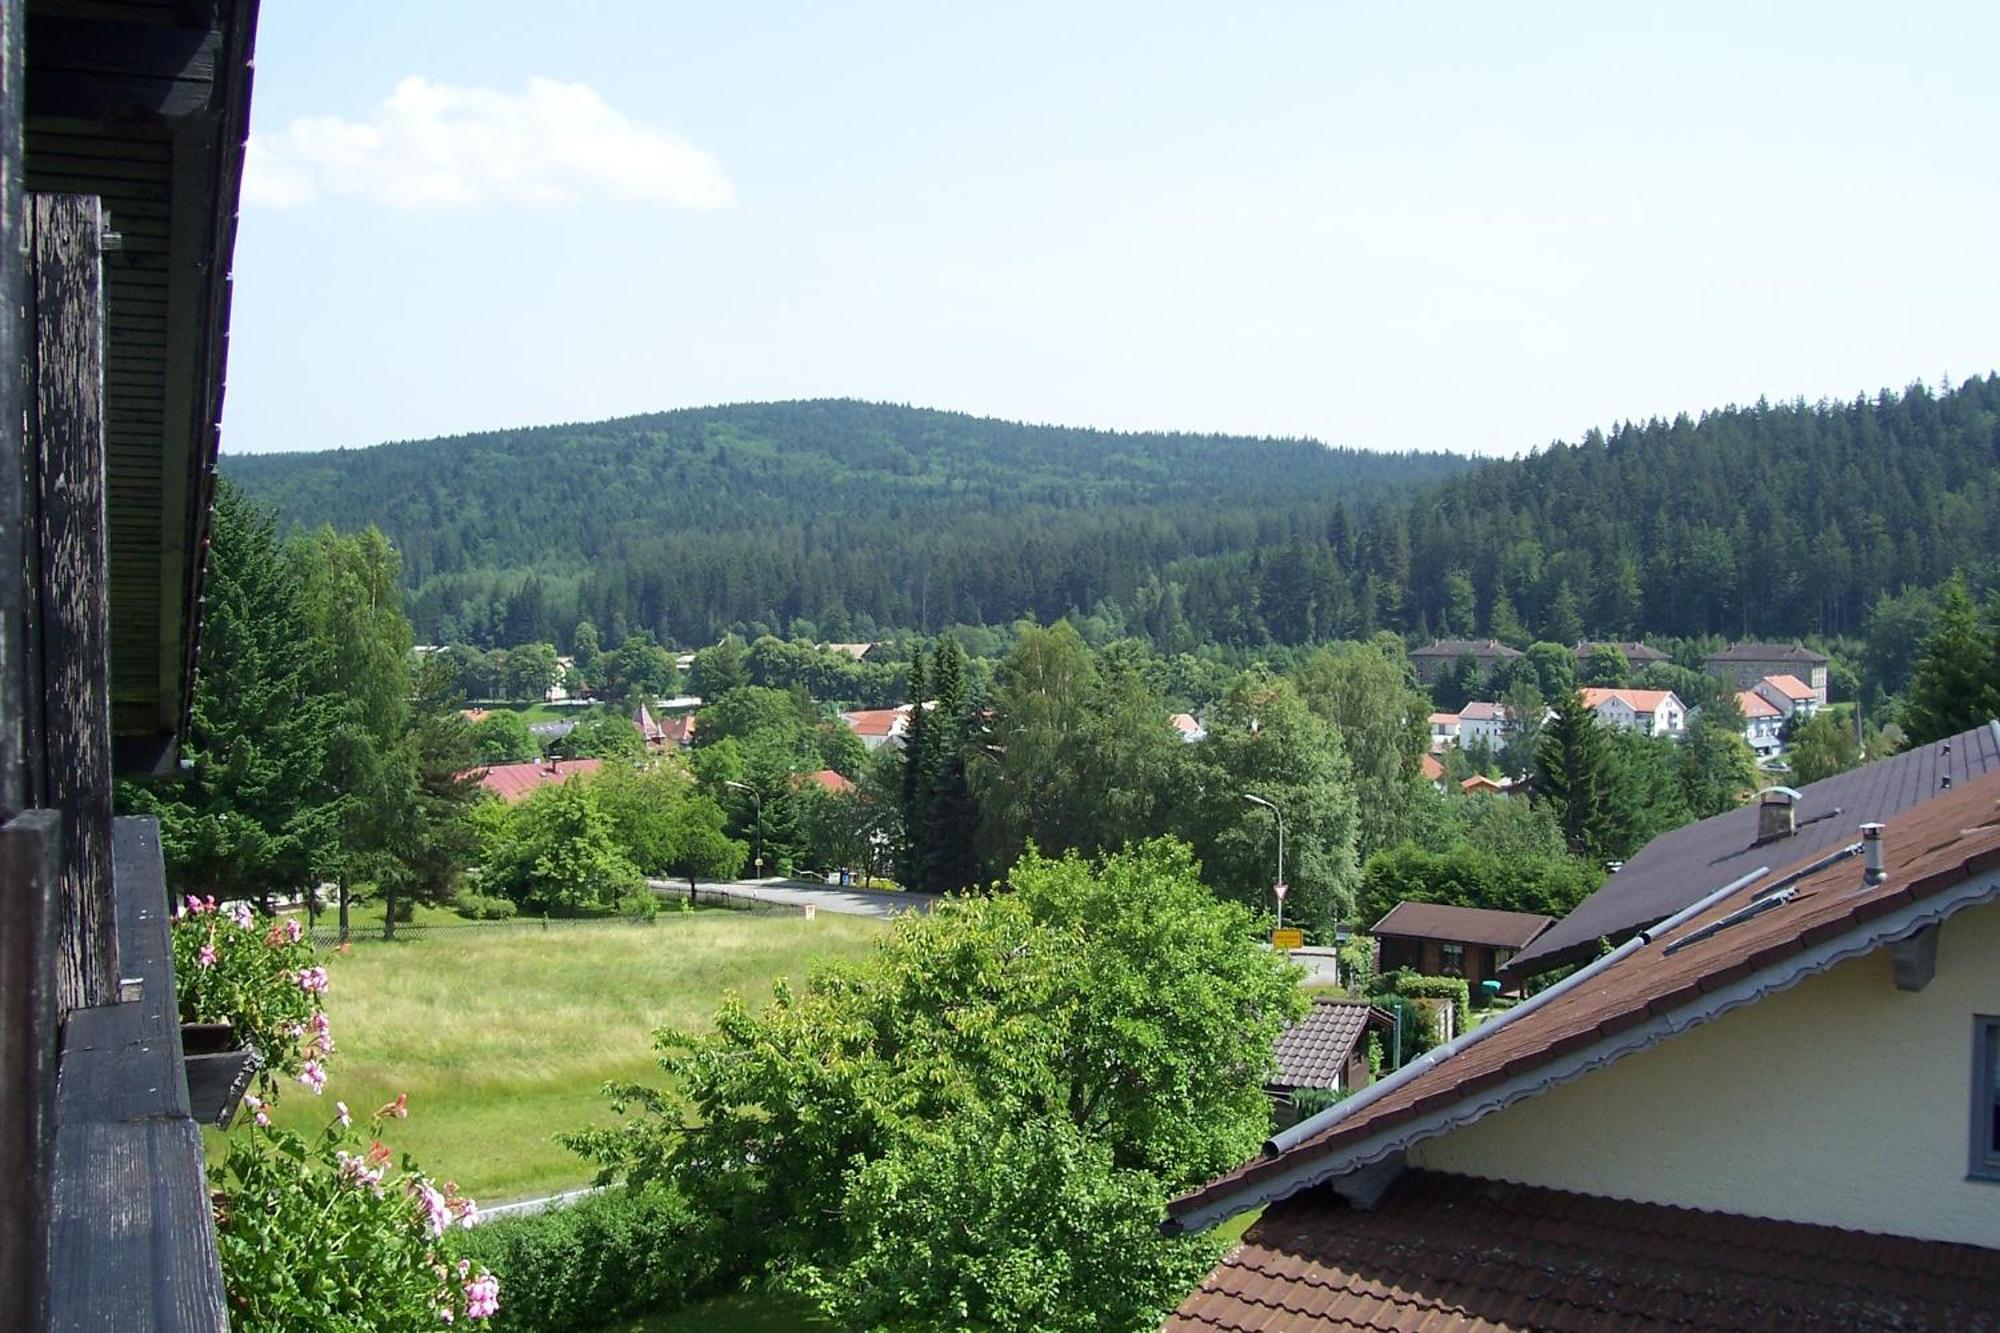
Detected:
left=225, top=380, right=2000, bottom=650
left=222, top=399, right=1473, bottom=644
left=1371, top=376, right=2000, bottom=644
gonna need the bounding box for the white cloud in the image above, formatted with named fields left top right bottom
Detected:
left=244, top=76, right=735, bottom=211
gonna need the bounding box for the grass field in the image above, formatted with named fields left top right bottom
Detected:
left=211, top=912, right=886, bottom=1202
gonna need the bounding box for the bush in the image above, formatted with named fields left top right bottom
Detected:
left=446, top=1186, right=728, bottom=1331
left=1358, top=843, right=1598, bottom=928
left=616, top=889, right=658, bottom=921
left=1376, top=969, right=1472, bottom=1038
left=453, top=893, right=518, bottom=921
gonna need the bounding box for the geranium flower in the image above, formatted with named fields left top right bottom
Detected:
left=244, top=1094, right=270, bottom=1128
left=335, top=1100, right=351, bottom=1127
left=297, top=1060, right=327, bottom=1095
left=197, top=943, right=217, bottom=969
left=464, top=1273, right=500, bottom=1319
left=297, top=966, right=329, bottom=994
left=230, top=903, right=253, bottom=930
left=409, top=1180, right=451, bottom=1237
left=377, top=1092, right=409, bottom=1120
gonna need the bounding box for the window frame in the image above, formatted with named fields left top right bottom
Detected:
left=1972, top=1014, right=2000, bottom=1183
left=1439, top=942, right=1465, bottom=977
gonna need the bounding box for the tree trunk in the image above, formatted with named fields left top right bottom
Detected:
left=382, top=884, right=396, bottom=941
left=337, top=877, right=350, bottom=946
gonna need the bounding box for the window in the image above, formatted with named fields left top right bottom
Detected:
left=1440, top=943, right=1465, bottom=977
left=1975, top=1016, right=2000, bottom=1182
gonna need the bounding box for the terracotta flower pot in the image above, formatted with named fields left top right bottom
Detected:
left=181, top=1022, right=262, bottom=1128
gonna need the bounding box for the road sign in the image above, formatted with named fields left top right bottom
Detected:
left=1273, top=882, right=1289, bottom=899
left=1270, top=928, right=1304, bottom=950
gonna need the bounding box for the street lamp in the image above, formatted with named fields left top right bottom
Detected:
left=725, top=780, right=764, bottom=880
left=1241, top=792, right=1286, bottom=931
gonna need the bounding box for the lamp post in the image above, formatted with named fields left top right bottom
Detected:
left=1241, top=792, right=1286, bottom=932
left=725, top=780, right=763, bottom=880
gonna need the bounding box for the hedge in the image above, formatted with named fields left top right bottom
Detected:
left=447, top=1186, right=734, bottom=1331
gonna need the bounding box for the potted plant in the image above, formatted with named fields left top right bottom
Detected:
left=172, top=896, right=334, bottom=1126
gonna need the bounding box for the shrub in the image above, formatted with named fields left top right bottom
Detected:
left=453, top=892, right=518, bottom=921
left=172, top=896, right=330, bottom=1090
left=446, top=1186, right=728, bottom=1331
left=1375, top=969, right=1472, bottom=1044
left=616, top=889, right=659, bottom=921
left=213, top=1097, right=498, bottom=1330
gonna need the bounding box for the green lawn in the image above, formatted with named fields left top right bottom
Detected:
left=209, top=912, right=886, bottom=1202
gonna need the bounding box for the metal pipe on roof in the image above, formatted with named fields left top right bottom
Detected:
left=1262, top=863, right=1774, bottom=1156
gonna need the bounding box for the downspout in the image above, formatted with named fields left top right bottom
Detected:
left=1263, top=863, right=1774, bottom=1155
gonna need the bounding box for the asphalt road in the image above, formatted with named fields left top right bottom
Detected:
left=648, top=877, right=938, bottom=919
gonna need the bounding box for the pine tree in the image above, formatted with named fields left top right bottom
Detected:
left=921, top=639, right=983, bottom=893
left=1903, top=575, right=2000, bottom=744
left=1535, top=691, right=1613, bottom=861
left=898, top=650, right=930, bottom=888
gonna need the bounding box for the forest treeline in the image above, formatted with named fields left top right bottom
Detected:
left=225, top=380, right=2000, bottom=650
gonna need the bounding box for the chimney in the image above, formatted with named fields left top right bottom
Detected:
left=1756, top=787, right=1800, bottom=843
left=1861, top=822, right=1886, bottom=885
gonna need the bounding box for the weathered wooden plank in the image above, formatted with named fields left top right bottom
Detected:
left=29, top=193, right=119, bottom=1011
left=1, top=0, right=25, bottom=817
left=48, top=817, right=229, bottom=1333
left=0, top=810, right=62, bottom=1333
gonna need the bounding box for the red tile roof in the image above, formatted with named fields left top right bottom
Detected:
left=803, top=768, right=853, bottom=793
left=1418, top=754, right=1445, bottom=783
left=1456, top=701, right=1503, bottom=722
left=839, top=706, right=909, bottom=737
left=1166, top=1171, right=2000, bottom=1332
left=1737, top=689, right=1782, bottom=719
left=1579, top=686, right=1678, bottom=712
left=1170, top=769, right=2000, bottom=1228
left=1271, top=1000, right=1394, bottom=1091
left=471, top=758, right=603, bottom=802
left=1761, top=673, right=1816, bottom=700
left=1370, top=901, right=1552, bottom=949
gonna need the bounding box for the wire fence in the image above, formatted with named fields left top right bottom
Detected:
left=307, top=884, right=805, bottom=947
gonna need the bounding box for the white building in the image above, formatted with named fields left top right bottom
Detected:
left=1753, top=673, right=1820, bottom=722
left=1427, top=712, right=1460, bottom=753
left=1737, top=689, right=1783, bottom=755
left=1580, top=688, right=1686, bottom=740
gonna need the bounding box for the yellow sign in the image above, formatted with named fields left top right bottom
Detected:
left=1270, top=928, right=1304, bottom=951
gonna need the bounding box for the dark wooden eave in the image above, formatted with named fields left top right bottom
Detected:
left=23, top=0, right=258, bottom=773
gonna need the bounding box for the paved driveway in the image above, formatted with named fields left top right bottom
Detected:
left=649, top=877, right=938, bottom=919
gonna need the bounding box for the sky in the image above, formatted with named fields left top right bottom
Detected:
left=222, top=2, right=2000, bottom=458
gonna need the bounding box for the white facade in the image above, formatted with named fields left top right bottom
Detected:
left=1581, top=689, right=1686, bottom=740
left=1412, top=897, right=2000, bottom=1249
left=1753, top=675, right=1820, bottom=721
left=1428, top=713, right=1460, bottom=753
left=1456, top=703, right=1507, bottom=749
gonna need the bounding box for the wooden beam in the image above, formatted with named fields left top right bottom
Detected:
left=0, top=810, right=61, bottom=1333
left=1889, top=925, right=1938, bottom=993
left=29, top=193, right=118, bottom=1011
left=23, top=16, right=220, bottom=123
left=0, top=0, right=24, bottom=816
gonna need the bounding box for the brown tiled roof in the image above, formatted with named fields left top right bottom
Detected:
left=1270, top=1000, right=1393, bottom=1091
left=1761, top=673, right=1816, bottom=699
left=1370, top=901, right=1552, bottom=949
left=1418, top=754, right=1445, bottom=782
left=840, top=705, right=909, bottom=737
left=802, top=768, right=853, bottom=793
left=1706, top=642, right=1829, bottom=664
left=1170, top=770, right=2000, bottom=1226
left=1165, top=1171, right=2000, bottom=1332
left=471, top=758, right=603, bottom=802
left=1411, top=639, right=1523, bottom=660
left=1737, top=689, right=1782, bottom=719
left=1505, top=720, right=2000, bottom=980
left=1575, top=639, right=1669, bottom=664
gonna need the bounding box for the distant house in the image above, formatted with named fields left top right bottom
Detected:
left=544, top=655, right=577, bottom=703
left=1455, top=701, right=1507, bottom=749
left=1457, top=773, right=1511, bottom=797
left=633, top=704, right=696, bottom=750
left=1705, top=642, right=1829, bottom=705
left=1579, top=687, right=1687, bottom=740
left=1166, top=772, right=2000, bottom=1331
left=801, top=768, right=854, bottom=794
left=1370, top=901, right=1553, bottom=991
left=1736, top=689, right=1783, bottom=755
left=1426, top=712, right=1459, bottom=753
left=1268, top=999, right=1397, bottom=1124
left=1573, top=639, right=1669, bottom=670
left=1419, top=753, right=1447, bottom=790
left=1753, top=673, right=1820, bottom=721
left=840, top=704, right=914, bottom=750
left=1409, top=639, right=1523, bottom=686
left=1169, top=712, right=1207, bottom=744
left=819, top=642, right=878, bottom=662
left=471, top=758, right=603, bottom=802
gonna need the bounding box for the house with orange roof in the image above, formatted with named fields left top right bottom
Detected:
left=1753, top=672, right=1821, bottom=722
left=839, top=704, right=912, bottom=751
left=1169, top=712, right=1207, bottom=744
left=1737, top=688, right=1784, bottom=754
left=1579, top=686, right=1686, bottom=739
left=469, top=758, right=603, bottom=802
left=1426, top=712, right=1459, bottom=753
left=1164, top=767, right=2000, bottom=1329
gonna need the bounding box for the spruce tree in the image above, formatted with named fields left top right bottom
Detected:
left=1536, top=690, right=1612, bottom=861
left=922, top=639, right=984, bottom=893
left=898, top=650, right=930, bottom=888
left=1903, top=575, right=2000, bottom=744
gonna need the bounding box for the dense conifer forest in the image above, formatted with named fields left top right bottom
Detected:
left=224, top=379, right=2000, bottom=648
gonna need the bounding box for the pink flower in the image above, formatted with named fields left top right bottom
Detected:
left=456, top=1259, right=471, bottom=1278
left=337, top=1151, right=384, bottom=1193
left=335, top=1100, right=351, bottom=1127
left=229, top=903, right=253, bottom=930
left=244, top=1094, right=270, bottom=1128
left=410, top=1180, right=451, bottom=1237
left=437, top=1310, right=454, bottom=1325
left=297, top=1060, right=326, bottom=1095
left=464, top=1273, right=500, bottom=1320
left=196, top=943, right=217, bottom=969
left=297, top=966, right=329, bottom=994
left=284, top=918, right=303, bottom=943
left=310, top=1010, right=335, bottom=1053
left=378, top=1092, right=409, bottom=1120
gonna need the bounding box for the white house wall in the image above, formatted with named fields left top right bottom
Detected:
left=1409, top=898, right=2000, bottom=1248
